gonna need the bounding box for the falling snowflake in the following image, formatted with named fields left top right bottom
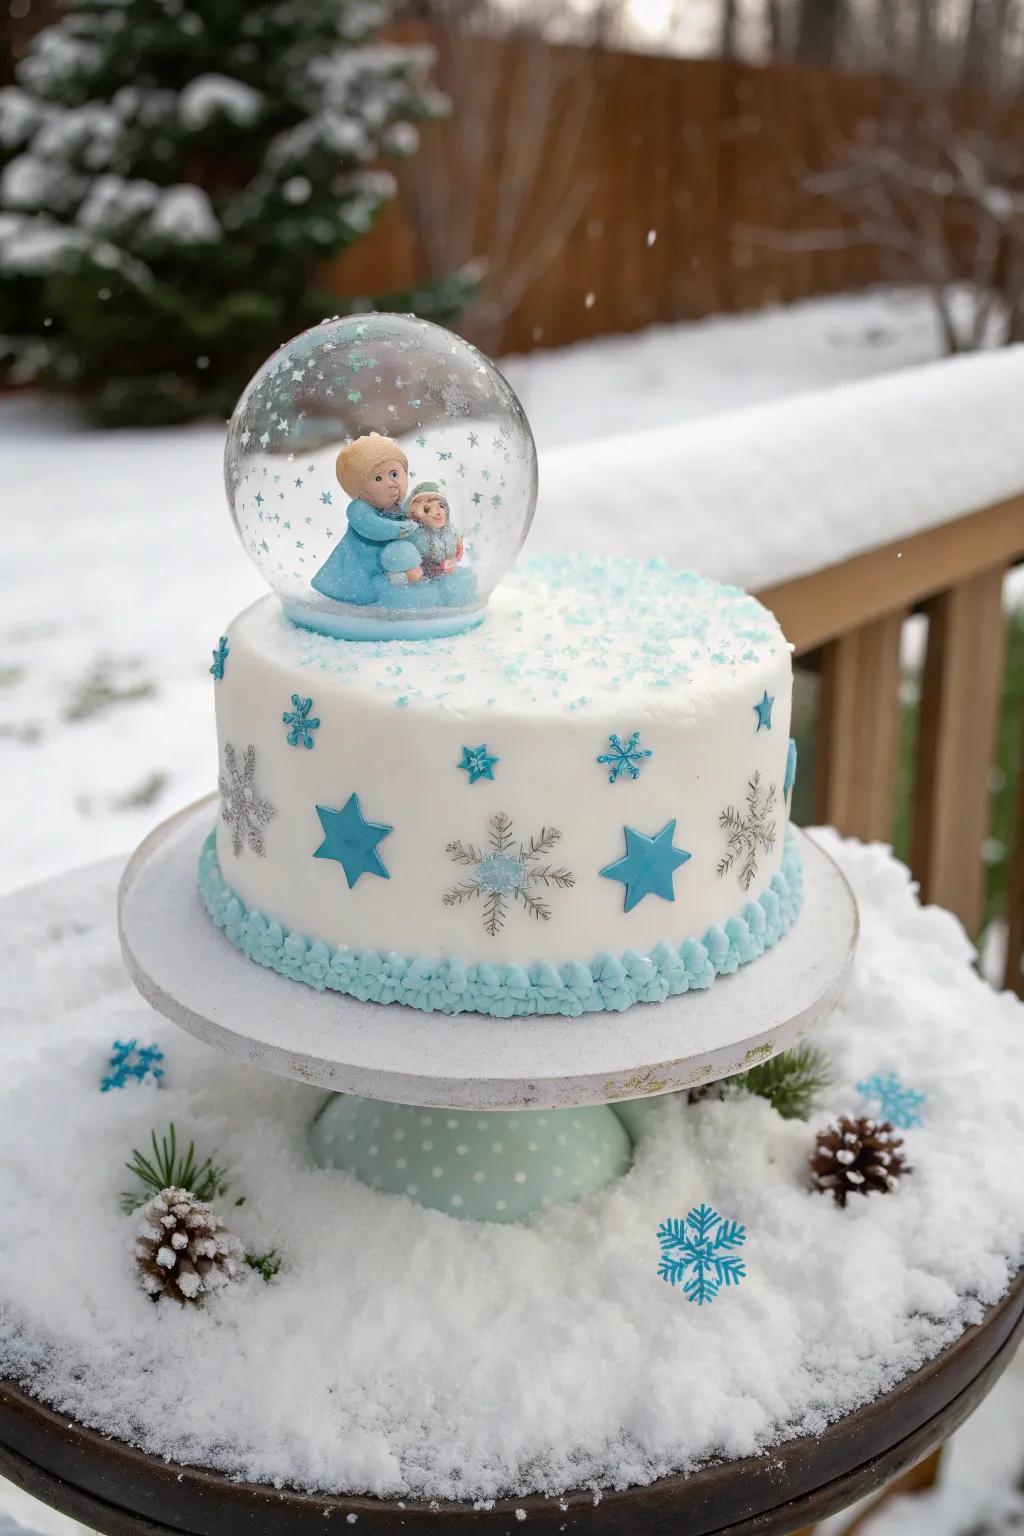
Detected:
left=717, top=770, right=777, bottom=891
left=219, top=743, right=276, bottom=858
left=857, top=1072, right=926, bottom=1128
left=101, top=1039, right=164, bottom=1092
left=282, top=694, right=320, bottom=749
left=209, top=636, right=229, bottom=681
left=597, top=730, right=653, bottom=783
left=443, top=812, right=575, bottom=936
left=657, top=1204, right=747, bottom=1305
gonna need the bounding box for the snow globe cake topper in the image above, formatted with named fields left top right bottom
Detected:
left=224, top=313, right=538, bottom=640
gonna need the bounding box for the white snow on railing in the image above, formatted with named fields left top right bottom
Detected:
left=533, top=347, right=1024, bottom=590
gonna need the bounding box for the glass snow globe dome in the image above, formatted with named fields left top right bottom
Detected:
left=225, top=313, right=538, bottom=640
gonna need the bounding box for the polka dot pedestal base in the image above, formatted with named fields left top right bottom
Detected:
left=308, top=1096, right=634, bottom=1223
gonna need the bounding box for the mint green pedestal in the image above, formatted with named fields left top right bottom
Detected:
left=309, top=1095, right=635, bottom=1223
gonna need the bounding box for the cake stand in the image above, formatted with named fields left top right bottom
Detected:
left=119, top=797, right=857, bottom=1111
left=116, top=796, right=858, bottom=1217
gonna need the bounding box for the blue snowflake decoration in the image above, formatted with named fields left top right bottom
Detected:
left=657, top=1204, right=747, bottom=1305
left=754, top=690, right=774, bottom=731
left=597, top=731, right=653, bottom=783
left=857, top=1072, right=926, bottom=1129
left=283, top=694, right=320, bottom=749
left=458, top=744, right=499, bottom=784
left=784, top=737, right=798, bottom=797
left=210, top=636, right=229, bottom=681
left=101, top=1039, right=165, bottom=1092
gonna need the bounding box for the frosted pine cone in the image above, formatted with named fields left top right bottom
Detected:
left=134, top=1186, right=243, bottom=1304
left=810, top=1116, right=909, bottom=1207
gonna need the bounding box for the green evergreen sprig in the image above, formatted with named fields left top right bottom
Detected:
left=121, top=1124, right=229, bottom=1214
left=733, top=1044, right=833, bottom=1121
left=245, top=1249, right=282, bottom=1283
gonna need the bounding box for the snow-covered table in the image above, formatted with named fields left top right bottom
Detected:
left=3, top=1283, right=1022, bottom=1535
left=1, top=840, right=1023, bottom=1534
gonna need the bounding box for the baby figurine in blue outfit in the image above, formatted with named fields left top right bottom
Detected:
left=311, top=433, right=422, bottom=606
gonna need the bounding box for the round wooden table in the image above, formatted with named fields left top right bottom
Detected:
left=2, top=1269, right=1022, bottom=1536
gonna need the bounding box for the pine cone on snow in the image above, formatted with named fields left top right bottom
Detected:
left=810, top=1116, right=910, bottom=1207
left=134, top=1186, right=243, bottom=1304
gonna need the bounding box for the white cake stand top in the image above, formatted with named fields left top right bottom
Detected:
left=118, top=798, right=858, bottom=1111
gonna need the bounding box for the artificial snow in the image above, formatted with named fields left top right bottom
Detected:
left=0, top=832, right=1022, bottom=1501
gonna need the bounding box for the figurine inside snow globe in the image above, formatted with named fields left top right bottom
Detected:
left=225, top=313, right=538, bottom=640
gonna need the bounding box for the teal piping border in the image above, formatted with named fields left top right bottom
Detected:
left=198, top=827, right=803, bottom=1018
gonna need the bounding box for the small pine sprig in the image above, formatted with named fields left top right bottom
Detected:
left=121, top=1124, right=229, bottom=1214
left=690, top=1044, right=833, bottom=1122
left=735, top=1044, right=833, bottom=1122
left=245, top=1249, right=282, bottom=1282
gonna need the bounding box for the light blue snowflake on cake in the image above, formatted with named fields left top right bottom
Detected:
left=784, top=737, right=798, bottom=796
left=282, top=694, right=320, bottom=749
left=597, top=731, right=653, bottom=783
left=458, top=744, right=499, bottom=783
left=210, top=636, right=229, bottom=681
left=857, top=1072, right=926, bottom=1129
left=444, top=812, right=575, bottom=936
left=101, top=1039, right=165, bottom=1092
left=754, top=690, right=774, bottom=731
left=657, top=1204, right=747, bottom=1305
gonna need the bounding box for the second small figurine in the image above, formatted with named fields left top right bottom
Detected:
left=407, top=482, right=465, bottom=578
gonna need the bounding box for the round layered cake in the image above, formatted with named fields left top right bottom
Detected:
left=201, top=553, right=801, bottom=1017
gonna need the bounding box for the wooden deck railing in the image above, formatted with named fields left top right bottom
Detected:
left=755, top=495, right=1024, bottom=991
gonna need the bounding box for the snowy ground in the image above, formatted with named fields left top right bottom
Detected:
left=2, top=284, right=1023, bottom=1533
left=0, top=284, right=1010, bottom=899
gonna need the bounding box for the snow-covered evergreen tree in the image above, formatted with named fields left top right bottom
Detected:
left=0, top=0, right=470, bottom=424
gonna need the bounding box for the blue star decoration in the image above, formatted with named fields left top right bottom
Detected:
left=283, top=694, right=320, bottom=749
left=657, top=1204, right=747, bottom=1305
left=597, top=730, right=653, bottom=783
left=600, top=820, right=691, bottom=912
left=857, top=1072, right=926, bottom=1129
left=458, top=743, right=499, bottom=784
left=210, top=636, right=229, bottom=681
left=784, top=737, right=798, bottom=796
left=101, top=1039, right=165, bottom=1092
left=314, top=793, right=392, bottom=889
left=754, top=690, right=774, bottom=731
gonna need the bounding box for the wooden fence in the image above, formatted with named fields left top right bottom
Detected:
left=330, top=39, right=899, bottom=355
left=755, top=496, right=1024, bottom=994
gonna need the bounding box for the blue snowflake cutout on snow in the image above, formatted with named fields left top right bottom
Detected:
left=283, top=694, right=320, bottom=749
left=210, top=636, right=229, bottom=681
left=597, top=731, right=653, bottom=783
left=101, top=1039, right=165, bottom=1092
left=458, top=744, right=498, bottom=784
left=857, top=1072, right=926, bottom=1129
left=657, top=1203, right=747, bottom=1305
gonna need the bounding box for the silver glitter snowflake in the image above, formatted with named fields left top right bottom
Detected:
left=219, top=743, right=276, bottom=859
left=443, top=812, right=575, bottom=936
left=717, top=770, right=777, bottom=891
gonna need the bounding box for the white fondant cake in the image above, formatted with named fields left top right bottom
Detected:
left=204, top=555, right=799, bottom=1016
